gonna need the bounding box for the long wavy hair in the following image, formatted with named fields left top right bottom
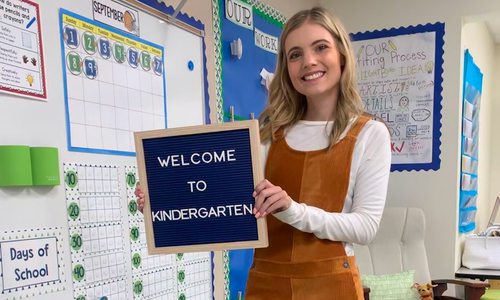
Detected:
left=259, top=6, right=364, bottom=146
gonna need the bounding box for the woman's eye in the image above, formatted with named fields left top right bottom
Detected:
left=317, top=44, right=328, bottom=51
left=288, top=52, right=301, bottom=60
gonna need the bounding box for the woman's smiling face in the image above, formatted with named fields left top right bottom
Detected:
left=284, top=20, right=343, bottom=104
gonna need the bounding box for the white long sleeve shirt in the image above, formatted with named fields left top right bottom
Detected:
left=261, top=118, right=391, bottom=256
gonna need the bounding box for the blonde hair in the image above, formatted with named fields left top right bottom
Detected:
left=259, top=6, right=364, bottom=146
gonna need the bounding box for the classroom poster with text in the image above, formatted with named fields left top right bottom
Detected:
left=351, top=23, right=444, bottom=172
left=0, top=0, right=46, bottom=99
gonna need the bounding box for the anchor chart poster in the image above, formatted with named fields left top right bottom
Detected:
left=0, top=0, right=46, bottom=99
left=351, top=23, right=444, bottom=172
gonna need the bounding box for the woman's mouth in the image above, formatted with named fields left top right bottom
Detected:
left=302, top=71, right=325, bottom=81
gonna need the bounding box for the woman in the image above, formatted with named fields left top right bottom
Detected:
left=245, top=6, right=391, bottom=299
left=135, top=6, right=390, bottom=299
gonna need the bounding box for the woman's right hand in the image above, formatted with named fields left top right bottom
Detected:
left=134, top=182, right=145, bottom=214
left=253, top=179, right=292, bottom=218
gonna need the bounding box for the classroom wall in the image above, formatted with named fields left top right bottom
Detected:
left=13, top=0, right=500, bottom=298
left=0, top=1, right=314, bottom=299
left=492, top=47, right=500, bottom=223
left=0, top=0, right=209, bottom=298
left=320, top=0, right=500, bottom=285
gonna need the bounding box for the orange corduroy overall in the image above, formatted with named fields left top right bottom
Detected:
left=245, top=116, right=369, bottom=300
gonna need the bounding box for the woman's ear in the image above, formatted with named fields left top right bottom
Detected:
left=339, top=53, right=346, bottom=70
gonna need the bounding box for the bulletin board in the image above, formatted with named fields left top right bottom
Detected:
left=351, top=23, right=445, bottom=172
left=213, top=0, right=285, bottom=122
left=459, top=50, right=482, bottom=233
left=212, top=1, right=285, bottom=298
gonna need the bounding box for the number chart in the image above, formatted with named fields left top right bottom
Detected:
left=125, top=166, right=213, bottom=299
left=64, top=163, right=128, bottom=299
left=59, top=9, right=166, bottom=156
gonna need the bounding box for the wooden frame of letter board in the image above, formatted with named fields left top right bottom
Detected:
left=135, top=120, right=268, bottom=254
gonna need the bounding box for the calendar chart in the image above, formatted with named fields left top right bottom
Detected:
left=64, top=163, right=128, bottom=299
left=60, top=9, right=166, bottom=156
left=125, top=166, right=214, bottom=299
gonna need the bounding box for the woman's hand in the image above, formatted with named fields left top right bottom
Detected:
left=134, top=182, right=145, bottom=214
left=253, top=179, right=292, bottom=218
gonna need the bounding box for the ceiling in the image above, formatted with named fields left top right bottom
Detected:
left=485, top=18, right=500, bottom=44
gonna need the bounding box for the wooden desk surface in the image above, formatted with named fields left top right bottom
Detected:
left=455, top=267, right=500, bottom=281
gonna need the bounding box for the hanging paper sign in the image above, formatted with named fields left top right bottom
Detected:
left=135, top=120, right=268, bottom=254
left=225, top=0, right=253, bottom=30
left=92, top=0, right=140, bottom=36
left=351, top=23, right=444, bottom=172
left=254, top=27, right=278, bottom=54
left=0, top=0, right=46, bottom=100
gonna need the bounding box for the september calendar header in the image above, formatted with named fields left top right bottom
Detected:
left=62, top=14, right=161, bottom=56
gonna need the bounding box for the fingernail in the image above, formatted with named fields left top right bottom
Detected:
left=252, top=191, right=256, bottom=197
left=255, top=212, right=260, bottom=218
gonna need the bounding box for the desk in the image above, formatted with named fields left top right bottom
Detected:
left=455, top=267, right=500, bottom=281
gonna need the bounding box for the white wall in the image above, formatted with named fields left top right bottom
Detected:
left=492, top=47, right=500, bottom=224
left=0, top=0, right=208, bottom=298
left=0, top=2, right=118, bottom=299
left=319, top=0, right=500, bottom=285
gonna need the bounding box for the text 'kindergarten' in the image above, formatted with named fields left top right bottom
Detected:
left=152, top=149, right=254, bottom=222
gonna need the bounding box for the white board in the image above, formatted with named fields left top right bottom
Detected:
left=0, top=1, right=209, bottom=299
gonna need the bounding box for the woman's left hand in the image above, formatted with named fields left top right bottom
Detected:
left=253, top=179, right=292, bottom=218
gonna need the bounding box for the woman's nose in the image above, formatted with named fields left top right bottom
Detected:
left=302, top=51, right=317, bottom=68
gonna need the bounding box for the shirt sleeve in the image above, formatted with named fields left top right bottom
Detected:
left=273, top=120, right=391, bottom=245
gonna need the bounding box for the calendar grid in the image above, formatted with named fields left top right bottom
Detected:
left=61, top=9, right=166, bottom=156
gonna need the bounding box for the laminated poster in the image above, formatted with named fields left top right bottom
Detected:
left=0, top=0, right=46, bottom=99
left=351, top=23, right=445, bottom=172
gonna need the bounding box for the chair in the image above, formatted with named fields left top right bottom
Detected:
left=354, top=207, right=489, bottom=300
